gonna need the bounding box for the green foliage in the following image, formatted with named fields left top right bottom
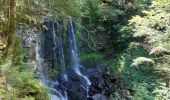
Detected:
left=109, top=0, right=170, bottom=99
left=111, top=42, right=169, bottom=99
left=152, top=82, right=169, bottom=100
left=0, top=57, right=49, bottom=99
left=129, top=0, right=170, bottom=80
left=41, top=0, right=81, bottom=19
left=47, top=68, right=59, bottom=80
left=0, top=39, right=49, bottom=99
left=80, top=52, right=102, bottom=68
left=109, top=92, right=121, bottom=100
left=76, top=25, right=83, bottom=47
left=79, top=0, right=151, bottom=53
left=80, top=0, right=99, bottom=21
left=81, top=0, right=149, bottom=22
left=111, top=42, right=149, bottom=75
left=0, top=60, right=49, bottom=100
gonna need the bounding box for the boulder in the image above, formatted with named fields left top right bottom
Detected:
left=88, top=67, right=117, bottom=96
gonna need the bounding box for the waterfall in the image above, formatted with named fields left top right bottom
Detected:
left=68, top=19, right=91, bottom=88
left=36, top=19, right=91, bottom=100
left=52, top=22, right=68, bottom=82
left=36, top=21, right=68, bottom=100
left=36, top=40, right=68, bottom=100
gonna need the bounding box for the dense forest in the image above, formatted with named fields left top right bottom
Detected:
left=0, top=0, right=170, bottom=100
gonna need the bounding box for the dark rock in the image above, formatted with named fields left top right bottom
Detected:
left=55, top=66, right=117, bottom=100
left=92, top=94, right=108, bottom=100
left=87, top=67, right=117, bottom=97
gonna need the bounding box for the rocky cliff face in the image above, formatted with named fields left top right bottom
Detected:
left=20, top=26, right=40, bottom=69
left=21, top=20, right=118, bottom=100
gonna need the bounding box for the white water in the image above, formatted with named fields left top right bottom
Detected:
left=36, top=40, right=68, bottom=100
left=36, top=22, right=68, bottom=100
left=68, top=19, right=91, bottom=88
left=50, top=22, right=68, bottom=100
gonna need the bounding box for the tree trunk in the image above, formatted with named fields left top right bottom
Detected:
left=5, top=0, right=16, bottom=55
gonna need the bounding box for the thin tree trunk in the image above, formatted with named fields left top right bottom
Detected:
left=3, top=0, right=9, bottom=21
left=5, top=0, right=16, bottom=55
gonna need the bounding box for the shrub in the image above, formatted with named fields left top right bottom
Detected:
left=80, top=52, right=102, bottom=68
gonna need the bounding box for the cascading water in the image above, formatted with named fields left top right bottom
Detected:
left=50, top=22, right=68, bottom=100
left=36, top=21, right=68, bottom=100
left=52, top=22, right=68, bottom=82
left=68, top=19, right=91, bottom=91
left=36, top=18, right=91, bottom=100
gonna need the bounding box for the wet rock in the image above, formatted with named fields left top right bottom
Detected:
left=67, top=70, right=81, bottom=82
left=52, top=65, right=117, bottom=100
left=57, top=70, right=88, bottom=100
left=88, top=67, right=117, bottom=97
left=92, top=94, right=108, bottom=100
